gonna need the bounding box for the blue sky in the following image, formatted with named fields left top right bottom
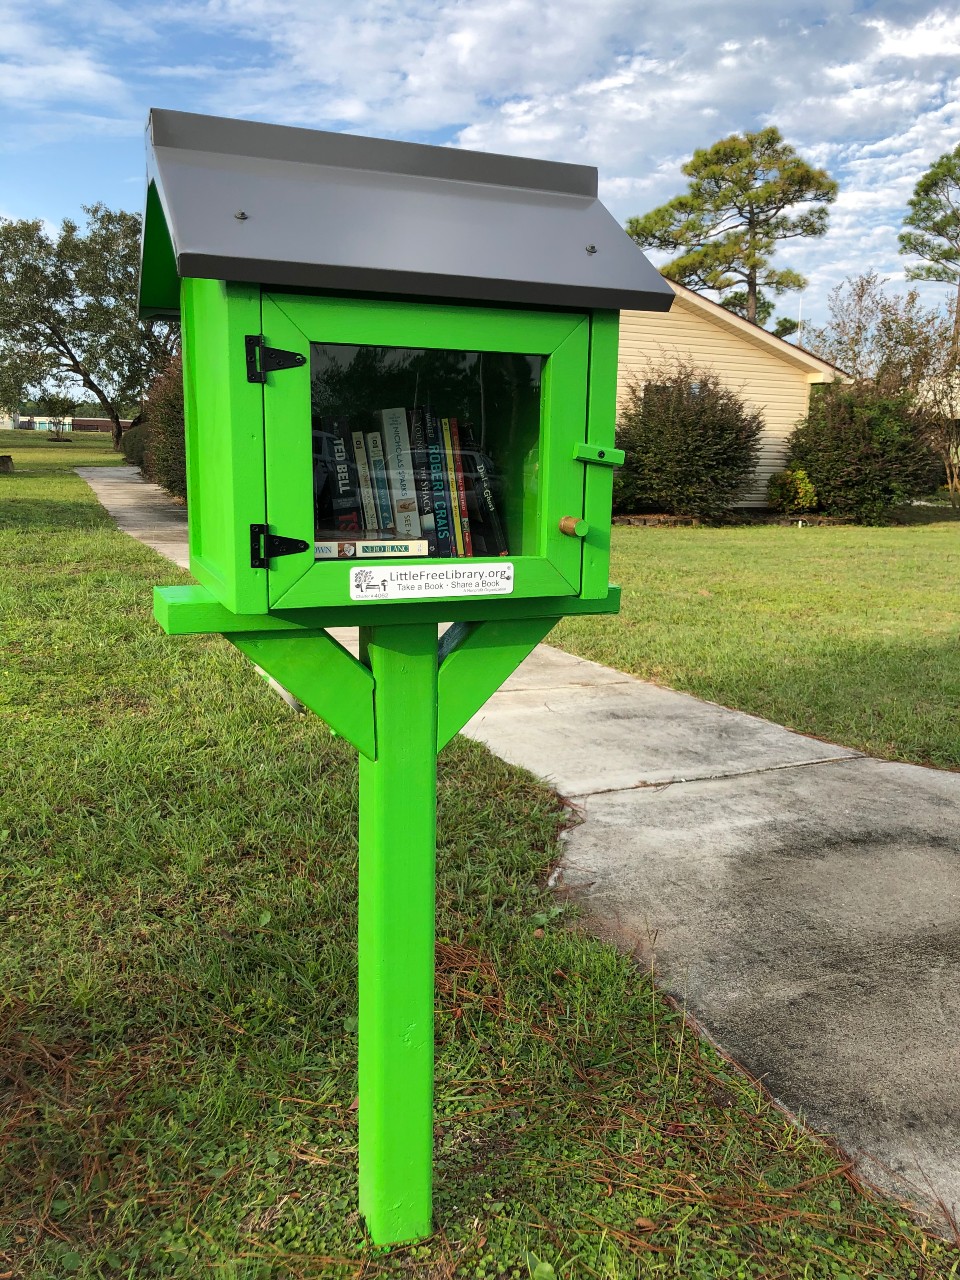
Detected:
left=1, top=0, right=959, bottom=328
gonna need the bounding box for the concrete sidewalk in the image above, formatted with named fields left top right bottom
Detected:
left=79, top=464, right=960, bottom=1228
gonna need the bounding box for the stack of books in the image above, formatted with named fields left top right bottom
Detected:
left=313, top=406, right=509, bottom=560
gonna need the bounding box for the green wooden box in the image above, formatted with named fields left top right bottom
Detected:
left=141, top=109, right=673, bottom=624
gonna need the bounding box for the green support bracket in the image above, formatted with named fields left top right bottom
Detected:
left=436, top=617, right=557, bottom=750
left=230, top=630, right=376, bottom=759
left=154, top=582, right=625, bottom=1246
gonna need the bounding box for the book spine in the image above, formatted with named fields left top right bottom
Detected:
left=365, top=430, right=395, bottom=532
left=463, top=424, right=508, bottom=555
left=351, top=430, right=378, bottom=532
left=381, top=407, right=422, bottom=539
left=448, top=418, right=473, bottom=556
left=408, top=407, right=438, bottom=556
left=328, top=418, right=363, bottom=535
left=315, top=538, right=429, bottom=560
left=312, top=425, right=335, bottom=532
left=425, top=412, right=454, bottom=558
left=441, top=416, right=465, bottom=556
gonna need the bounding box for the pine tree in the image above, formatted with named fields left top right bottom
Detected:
left=898, top=145, right=960, bottom=356
left=627, top=127, right=837, bottom=324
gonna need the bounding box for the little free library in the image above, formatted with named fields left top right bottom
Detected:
left=141, top=107, right=673, bottom=1246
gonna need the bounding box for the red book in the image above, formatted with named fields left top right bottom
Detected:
left=448, top=418, right=473, bottom=556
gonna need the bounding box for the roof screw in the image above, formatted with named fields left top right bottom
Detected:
left=235, top=210, right=249, bottom=220
left=585, top=244, right=597, bottom=254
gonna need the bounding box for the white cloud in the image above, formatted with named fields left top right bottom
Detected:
left=0, top=9, right=130, bottom=111
left=1, top=0, right=959, bottom=323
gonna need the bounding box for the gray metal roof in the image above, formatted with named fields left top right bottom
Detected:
left=140, top=109, right=673, bottom=316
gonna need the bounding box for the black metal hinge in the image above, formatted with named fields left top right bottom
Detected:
left=245, top=334, right=306, bottom=384
left=250, top=524, right=310, bottom=569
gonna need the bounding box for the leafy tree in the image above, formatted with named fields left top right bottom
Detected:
left=627, top=127, right=837, bottom=324
left=805, top=272, right=960, bottom=508
left=806, top=272, right=951, bottom=392
left=898, top=145, right=960, bottom=355
left=0, top=204, right=179, bottom=448
left=35, top=392, right=75, bottom=442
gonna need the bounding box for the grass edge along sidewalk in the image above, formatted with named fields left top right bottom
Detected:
left=1, top=434, right=957, bottom=1279
left=554, top=518, right=960, bottom=772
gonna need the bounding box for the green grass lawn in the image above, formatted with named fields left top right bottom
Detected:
left=2, top=435, right=958, bottom=1278
left=554, top=519, right=960, bottom=770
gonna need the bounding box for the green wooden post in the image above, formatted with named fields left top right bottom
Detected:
left=357, top=622, right=439, bottom=1244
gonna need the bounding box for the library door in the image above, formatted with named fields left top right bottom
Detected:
left=259, top=293, right=591, bottom=612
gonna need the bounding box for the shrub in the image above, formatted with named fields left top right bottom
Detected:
left=121, top=422, right=148, bottom=469
left=614, top=359, right=765, bottom=520
left=767, top=465, right=817, bottom=516
left=143, top=355, right=186, bottom=502
left=786, top=383, right=941, bottom=524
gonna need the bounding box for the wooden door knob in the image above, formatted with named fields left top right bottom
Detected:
left=559, top=516, right=589, bottom=537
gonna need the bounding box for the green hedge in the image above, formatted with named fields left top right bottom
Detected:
left=120, top=422, right=148, bottom=469
left=143, top=355, right=187, bottom=503
left=787, top=384, right=940, bottom=524
left=614, top=360, right=764, bottom=521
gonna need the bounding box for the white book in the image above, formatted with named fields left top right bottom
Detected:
left=315, top=538, right=429, bottom=560
left=351, top=430, right=378, bottom=531
left=380, top=407, right=422, bottom=539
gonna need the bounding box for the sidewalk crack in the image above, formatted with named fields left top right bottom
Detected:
left=567, top=752, right=865, bottom=800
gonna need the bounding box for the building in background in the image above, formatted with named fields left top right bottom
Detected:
left=619, top=281, right=841, bottom=505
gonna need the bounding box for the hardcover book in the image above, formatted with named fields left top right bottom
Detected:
left=351, top=429, right=379, bottom=532
left=440, top=417, right=465, bottom=556
left=447, top=417, right=474, bottom=556
left=408, top=407, right=439, bottom=556
left=462, top=424, right=508, bottom=556
left=424, top=412, right=455, bottom=558
left=381, top=406, right=422, bottom=540
left=365, top=429, right=395, bottom=533
left=314, top=417, right=363, bottom=536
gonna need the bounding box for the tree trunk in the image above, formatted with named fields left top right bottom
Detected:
left=747, top=269, right=757, bottom=324
left=953, top=279, right=960, bottom=363
left=110, top=409, right=123, bottom=451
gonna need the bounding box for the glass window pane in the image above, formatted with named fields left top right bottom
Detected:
left=310, top=344, right=542, bottom=560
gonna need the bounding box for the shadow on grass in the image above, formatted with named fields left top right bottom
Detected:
left=0, top=495, right=113, bottom=531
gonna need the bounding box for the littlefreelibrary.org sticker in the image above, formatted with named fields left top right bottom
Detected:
left=349, top=562, right=515, bottom=601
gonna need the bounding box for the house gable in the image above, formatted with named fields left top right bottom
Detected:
left=618, top=282, right=840, bottom=505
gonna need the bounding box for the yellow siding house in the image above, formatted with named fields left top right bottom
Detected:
left=619, top=281, right=841, bottom=505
